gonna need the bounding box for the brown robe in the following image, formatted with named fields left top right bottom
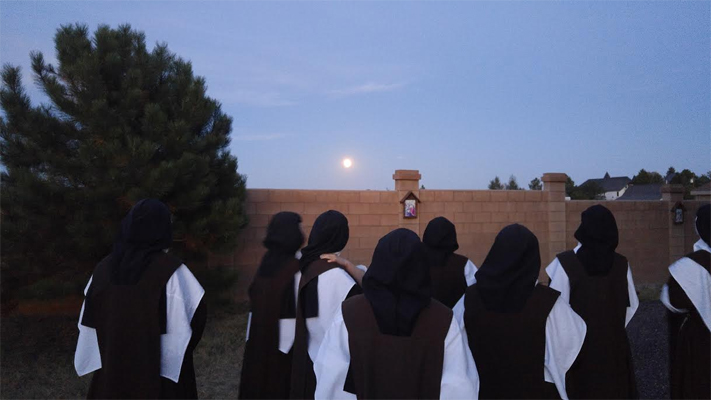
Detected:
left=430, top=253, right=469, bottom=309
left=341, top=295, right=452, bottom=399
left=84, top=253, right=206, bottom=399
left=464, top=283, right=561, bottom=399
left=667, top=250, right=711, bottom=400
left=239, top=258, right=300, bottom=399
left=557, top=250, right=637, bottom=399
left=290, top=259, right=360, bottom=399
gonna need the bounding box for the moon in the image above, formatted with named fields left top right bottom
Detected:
left=342, top=158, right=353, bottom=168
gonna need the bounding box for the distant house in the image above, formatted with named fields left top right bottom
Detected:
left=617, top=183, right=663, bottom=201
left=581, top=172, right=631, bottom=200
left=691, top=182, right=711, bottom=201
left=665, top=172, right=678, bottom=184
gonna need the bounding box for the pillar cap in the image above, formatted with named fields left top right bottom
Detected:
left=661, top=184, right=684, bottom=194
left=393, top=170, right=421, bottom=180
left=541, top=173, right=568, bottom=183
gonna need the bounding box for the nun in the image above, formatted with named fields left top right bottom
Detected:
left=314, top=228, right=479, bottom=399
left=74, top=199, right=206, bottom=399
left=545, top=204, right=639, bottom=399
left=423, top=217, right=478, bottom=308
left=239, top=212, right=304, bottom=399
left=454, top=224, right=586, bottom=399
left=660, top=204, right=710, bottom=399
left=290, top=210, right=362, bottom=399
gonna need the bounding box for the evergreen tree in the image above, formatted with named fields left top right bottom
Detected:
left=0, top=24, right=247, bottom=279
left=631, top=169, right=664, bottom=184
left=488, top=176, right=504, bottom=190
left=666, top=166, right=676, bottom=176
left=569, top=181, right=605, bottom=200
left=565, top=177, right=576, bottom=197
left=671, top=169, right=700, bottom=199
left=505, top=175, right=520, bottom=190
left=695, top=171, right=711, bottom=187
left=528, top=177, right=542, bottom=190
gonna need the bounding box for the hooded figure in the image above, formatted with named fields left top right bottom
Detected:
left=456, top=224, right=586, bottom=399
left=574, top=205, right=620, bottom=276
left=290, top=210, right=361, bottom=399
left=546, top=205, right=638, bottom=399
left=74, top=199, right=206, bottom=399
left=363, top=228, right=432, bottom=336
left=661, top=204, right=711, bottom=399
left=474, top=223, right=542, bottom=313
left=240, top=212, right=304, bottom=399
left=314, top=228, right=479, bottom=400
left=423, top=217, right=478, bottom=308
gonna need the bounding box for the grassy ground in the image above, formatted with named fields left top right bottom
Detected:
left=1, top=299, right=672, bottom=399
left=0, top=307, right=249, bottom=399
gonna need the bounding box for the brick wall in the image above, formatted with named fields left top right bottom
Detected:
left=220, top=171, right=709, bottom=300
left=231, top=189, right=400, bottom=296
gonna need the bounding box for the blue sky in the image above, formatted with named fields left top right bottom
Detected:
left=1, top=1, right=709, bottom=190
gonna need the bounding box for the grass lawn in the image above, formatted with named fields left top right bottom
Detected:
left=1, top=306, right=249, bottom=399
left=1, top=298, right=670, bottom=399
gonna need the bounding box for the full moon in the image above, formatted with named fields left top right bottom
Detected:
left=342, top=158, right=353, bottom=168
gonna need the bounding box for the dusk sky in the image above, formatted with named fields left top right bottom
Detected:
left=2, top=1, right=709, bottom=190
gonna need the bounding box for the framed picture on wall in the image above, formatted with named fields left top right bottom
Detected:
left=404, top=199, right=417, bottom=218
left=400, top=191, right=420, bottom=219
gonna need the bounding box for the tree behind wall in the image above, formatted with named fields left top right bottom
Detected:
left=0, top=24, right=247, bottom=282
left=569, top=181, right=605, bottom=200
left=529, top=177, right=542, bottom=190
left=488, top=176, right=504, bottom=190
left=505, top=175, right=520, bottom=190
left=631, top=169, right=664, bottom=184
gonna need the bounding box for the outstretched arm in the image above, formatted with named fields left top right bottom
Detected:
left=321, top=254, right=365, bottom=286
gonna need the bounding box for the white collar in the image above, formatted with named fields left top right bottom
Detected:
left=573, top=242, right=582, bottom=254
left=693, top=239, right=711, bottom=254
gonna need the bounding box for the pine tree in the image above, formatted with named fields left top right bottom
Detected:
left=631, top=169, right=664, bottom=184
left=0, top=24, right=247, bottom=279
left=488, top=176, right=504, bottom=190
left=505, top=175, right=520, bottom=190
left=528, top=177, right=542, bottom=190
left=565, top=177, right=576, bottom=197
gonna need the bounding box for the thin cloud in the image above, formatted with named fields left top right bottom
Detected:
left=233, top=133, right=293, bottom=142
left=216, top=90, right=297, bottom=107
left=329, top=82, right=406, bottom=97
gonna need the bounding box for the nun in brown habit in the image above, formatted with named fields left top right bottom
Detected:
left=545, top=204, right=639, bottom=399
left=74, top=199, right=207, bottom=399
left=660, top=204, right=711, bottom=399
left=290, top=210, right=362, bottom=399
left=239, top=212, right=305, bottom=399
left=314, top=228, right=479, bottom=399
left=423, top=217, right=478, bottom=308
left=454, top=223, right=586, bottom=400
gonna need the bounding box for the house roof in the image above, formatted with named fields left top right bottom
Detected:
left=582, top=173, right=631, bottom=192
left=617, top=184, right=663, bottom=201
left=691, top=182, right=711, bottom=195
left=665, top=172, right=677, bottom=184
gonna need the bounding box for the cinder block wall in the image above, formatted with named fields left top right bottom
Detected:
left=219, top=171, right=708, bottom=300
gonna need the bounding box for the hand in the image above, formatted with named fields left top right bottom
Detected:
left=320, top=253, right=354, bottom=270
left=321, top=253, right=364, bottom=286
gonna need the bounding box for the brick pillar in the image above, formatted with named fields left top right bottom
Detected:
left=393, top=170, right=421, bottom=235
left=542, top=173, right=568, bottom=279
left=662, top=184, right=685, bottom=265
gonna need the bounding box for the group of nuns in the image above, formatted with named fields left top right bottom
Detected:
left=72, top=199, right=710, bottom=400
left=240, top=204, right=711, bottom=400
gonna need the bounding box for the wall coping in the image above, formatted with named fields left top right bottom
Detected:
left=661, top=184, right=684, bottom=194
left=541, top=173, right=568, bottom=183
left=393, top=170, right=421, bottom=180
